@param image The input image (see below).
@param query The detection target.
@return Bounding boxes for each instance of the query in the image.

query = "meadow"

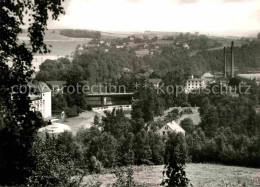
[82,164,260,187]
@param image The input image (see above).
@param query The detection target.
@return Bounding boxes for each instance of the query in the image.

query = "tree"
[162,70,189,108]
[65,64,86,109]
[0,0,65,185]
[258,32,260,40]
[52,93,67,111]
[180,118,195,134]
[161,132,189,187]
[28,133,84,186]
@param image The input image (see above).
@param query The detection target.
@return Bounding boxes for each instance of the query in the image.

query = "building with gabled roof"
[157,120,185,136]
[201,72,215,83]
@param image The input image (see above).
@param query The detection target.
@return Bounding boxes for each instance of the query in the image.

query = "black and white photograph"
[0,0,260,186]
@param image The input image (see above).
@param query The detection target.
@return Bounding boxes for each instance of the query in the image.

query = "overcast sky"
[47,0,260,36]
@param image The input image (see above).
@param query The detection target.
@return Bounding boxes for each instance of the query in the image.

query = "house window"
[165,126,168,130]
[163,131,165,135]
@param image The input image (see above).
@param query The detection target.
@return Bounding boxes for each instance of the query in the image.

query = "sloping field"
[154,107,201,125]
[82,164,260,187]
[176,107,201,125]
[20,30,92,57]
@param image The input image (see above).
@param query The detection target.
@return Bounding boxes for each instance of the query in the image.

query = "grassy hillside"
[82,164,260,186]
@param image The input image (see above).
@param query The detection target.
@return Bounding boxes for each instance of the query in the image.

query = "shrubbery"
[64,106,79,117]
[28,132,84,186]
[186,128,260,167]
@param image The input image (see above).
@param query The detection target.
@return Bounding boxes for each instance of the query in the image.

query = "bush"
[181,102,191,107]
[27,133,84,186]
[88,156,103,174]
[65,106,78,117]
[179,108,193,116]
[86,104,92,111]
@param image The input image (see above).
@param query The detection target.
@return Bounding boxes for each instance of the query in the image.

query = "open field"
[82,164,260,187]
[20,30,92,57]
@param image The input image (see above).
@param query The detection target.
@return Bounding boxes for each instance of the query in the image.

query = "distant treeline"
[60,29,101,38]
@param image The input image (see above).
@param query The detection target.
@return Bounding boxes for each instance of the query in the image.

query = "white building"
[149,78,161,88]
[157,120,185,136]
[186,76,206,93]
[29,81,52,119]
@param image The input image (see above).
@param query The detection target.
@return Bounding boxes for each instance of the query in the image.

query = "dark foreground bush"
[161,132,189,187]
[27,133,84,186]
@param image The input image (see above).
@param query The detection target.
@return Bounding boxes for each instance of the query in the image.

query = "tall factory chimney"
[224,47,227,78]
[231,41,234,78]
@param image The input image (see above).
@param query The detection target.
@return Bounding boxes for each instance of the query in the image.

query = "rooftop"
[46,81,66,87]
[29,81,52,93]
[149,78,162,84]
[166,120,185,134]
[187,78,204,81]
[202,72,214,78]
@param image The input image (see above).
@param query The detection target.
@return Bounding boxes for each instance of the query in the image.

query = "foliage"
[94,114,100,125]
[65,106,79,117]
[60,29,101,38]
[0,0,65,185]
[186,128,260,167]
[165,109,179,123]
[35,58,71,81]
[185,93,260,167]
[161,132,189,187]
[27,132,84,186]
[52,93,67,111]
[180,118,195,134]
[112,167,147,187]
[75,109,165,169]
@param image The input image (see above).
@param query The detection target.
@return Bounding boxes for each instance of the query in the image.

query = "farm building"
[157,120,185,136]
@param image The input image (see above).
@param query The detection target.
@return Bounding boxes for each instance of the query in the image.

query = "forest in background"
[60,29,101,38]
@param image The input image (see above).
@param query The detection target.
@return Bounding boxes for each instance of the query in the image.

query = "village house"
[157,120,185,136]
[116,44,125,49]
[201,72,215,83]
[183,43,190,49]
[28,81,52,119]
[129,37,134,41]
[149,78,161,88]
